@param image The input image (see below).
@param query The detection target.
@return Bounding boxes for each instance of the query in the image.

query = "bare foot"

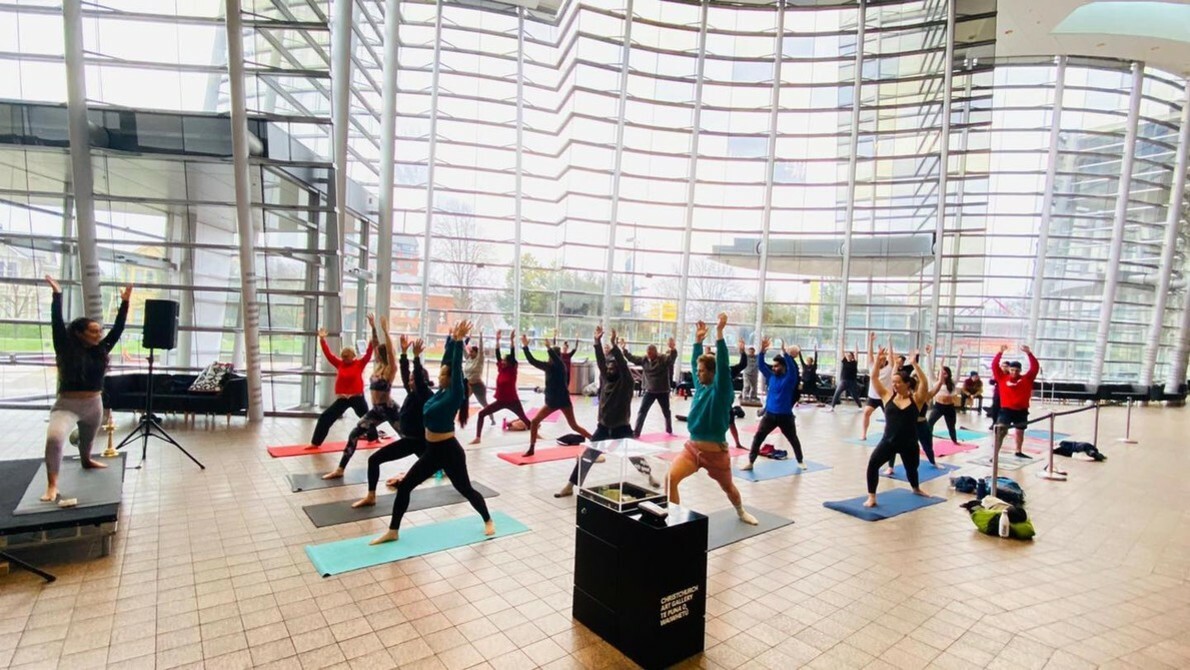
[468,438,481,446]
[370,530,398,545]
[80,459,108,470]
[554,483,573,498]
[304,444,320,450]
[484,520,496,536]
[885,467,895,476]
[522,449,535,458]
[862,495,878,508]
[737,510,759,525]
[40,486,58,502]
[322,468,344,480]
[351,495,376,508]
[386,474,405,487]
[912,488,929,496]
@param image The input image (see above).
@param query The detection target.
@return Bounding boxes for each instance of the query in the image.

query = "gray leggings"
[46,395,104,475]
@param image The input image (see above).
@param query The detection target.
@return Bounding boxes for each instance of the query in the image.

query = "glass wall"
[1,0,1187,413]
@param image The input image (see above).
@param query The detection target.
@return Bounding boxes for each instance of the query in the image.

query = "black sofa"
[104,372,249,423]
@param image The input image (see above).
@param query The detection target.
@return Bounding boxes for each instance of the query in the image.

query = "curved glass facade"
[0,0,1186,413]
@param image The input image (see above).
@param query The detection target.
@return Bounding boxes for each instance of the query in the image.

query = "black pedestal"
[573,495,708,670]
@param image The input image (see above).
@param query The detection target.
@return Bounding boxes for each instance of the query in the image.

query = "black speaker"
[143,299,179,350]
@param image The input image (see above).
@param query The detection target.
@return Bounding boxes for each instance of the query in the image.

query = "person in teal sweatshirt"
[668,313,758,525]
[372,320,493,544]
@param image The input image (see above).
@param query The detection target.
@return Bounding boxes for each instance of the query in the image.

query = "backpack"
[975,476,1025,506]
[951,475,978,493]
[556,434,585,446]
[968,505,1036,540]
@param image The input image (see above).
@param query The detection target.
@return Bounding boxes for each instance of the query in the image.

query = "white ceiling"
[997,0,1190,77]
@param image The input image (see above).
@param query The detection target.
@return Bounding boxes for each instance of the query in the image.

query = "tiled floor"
[1,398,1188,670]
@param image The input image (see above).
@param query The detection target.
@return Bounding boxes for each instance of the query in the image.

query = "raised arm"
[756,336,773,379]
[47,276,66,353]
[730,339,747,376]
[610,336,630,379]
[991,347,1006,383]
[1022,345,1040,380]
[714,314,731,398]
[411,339,431,396]
[521,334,547,371]
[398,335,412,389]
[691,320,708,390]
[379,316,396,381]
[593,326,608,382]
[319,331,343,368]
[622,347,646,366]
[911,357,931,406]
[100,284,132,351]
[867,331,876,367]
[870,348,889,399]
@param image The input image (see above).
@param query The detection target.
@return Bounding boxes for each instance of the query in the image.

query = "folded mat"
[706,506,794,551]
[268,437,393,458]
[13,453,126,515]
[305,510,529,577]
[733,459,830,482]
[496,445,584,465]
[303,481,499,528]
[881,461,959,483]
[823,488,945,521]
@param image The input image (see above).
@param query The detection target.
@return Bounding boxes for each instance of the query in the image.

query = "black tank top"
[883,397,919,446]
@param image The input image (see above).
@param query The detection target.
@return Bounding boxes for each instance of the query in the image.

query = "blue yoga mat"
[881,461,959,483]
[823,488,945,521]
[733,459,830,482]
[305,511,529,577]
[934,428,988,442]
[845,435,884,447]
[1025,429,1070,441]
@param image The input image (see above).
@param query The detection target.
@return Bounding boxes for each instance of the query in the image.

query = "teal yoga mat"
[305,511,529,577]
[881,461,959,483]
[845,435,883,447]
[935,428,988,441]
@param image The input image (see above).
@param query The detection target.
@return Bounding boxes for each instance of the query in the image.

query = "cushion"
[189,362,234,393]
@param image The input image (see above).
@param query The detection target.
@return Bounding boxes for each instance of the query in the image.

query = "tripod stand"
[116,350,205,470]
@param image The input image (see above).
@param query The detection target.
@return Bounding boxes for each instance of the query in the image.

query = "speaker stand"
[116,351,205,471]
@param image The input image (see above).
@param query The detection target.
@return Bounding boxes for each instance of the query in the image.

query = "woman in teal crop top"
[372,321,494,544]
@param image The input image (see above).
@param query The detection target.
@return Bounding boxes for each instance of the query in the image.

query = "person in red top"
[307,314,375,448]
[991,344,1039,458]
[470,330,533,445]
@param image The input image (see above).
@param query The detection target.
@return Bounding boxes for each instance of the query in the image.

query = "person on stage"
[41,275,131,502]
[668,314,758,525]
[307,315,374,448]
[372,321,494,544]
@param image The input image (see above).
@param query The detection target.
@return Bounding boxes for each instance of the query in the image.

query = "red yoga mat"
[497,446,585,465]
[267,437,394,458]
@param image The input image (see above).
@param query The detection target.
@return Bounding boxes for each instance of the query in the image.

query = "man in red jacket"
[991,344,1039,458]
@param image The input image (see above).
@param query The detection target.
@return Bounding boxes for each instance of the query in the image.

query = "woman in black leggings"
[324,316,399,480]
[372,321,493,545]
[928,355,961,445]
[352,336,432,508]
[864,343,931,508]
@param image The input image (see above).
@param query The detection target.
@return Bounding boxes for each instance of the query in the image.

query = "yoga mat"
[268,437,393,458]
[932,440,979,457]
[14,453,126,515]
[305,510,529,577]
[967,454,1037,471]
[497,446,584,465]
[636,432,685,444]
[882,461,959,483]
[302,482,500,528]
[823,488,945,522]
[845,435,884,447]
[733,460,830,482]
[525,407,562,423]
[286,469,371,493]
[1025,429,1070,441]
[657,447,748,461]
[707,506,794,551]
[935,428,989,441]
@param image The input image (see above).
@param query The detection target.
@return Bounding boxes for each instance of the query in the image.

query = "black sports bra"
[370,377,392,392]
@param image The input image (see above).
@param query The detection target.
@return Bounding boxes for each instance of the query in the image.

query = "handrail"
[1023,402,1101,426]
[991,402,1103,496]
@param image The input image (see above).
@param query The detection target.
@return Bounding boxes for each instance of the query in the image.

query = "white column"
[600,0,634,328]
[376,0,399,318]
[753,0,785,339]
[417,0,444,339]
[513,8,526,331]
[1090,62,1144,387]
[1166,266,1190,396]
[674,0,709,378]
[225,0,265,422]
[325,0,354,403]
[1142,81,1189,385]
[1026,56,1067,345]
[62,0,103,320]
[926,0,954,347]
[834,1,866,358]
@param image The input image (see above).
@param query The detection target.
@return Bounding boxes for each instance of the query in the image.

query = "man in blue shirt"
[741,337,805,470]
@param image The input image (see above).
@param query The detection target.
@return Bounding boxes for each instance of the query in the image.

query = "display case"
[575,438,670,513]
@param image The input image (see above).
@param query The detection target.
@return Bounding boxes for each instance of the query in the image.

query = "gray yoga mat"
[13,453,126,516]
[286,469,371,493]
[967,455,1036,471]
[707,506,794,551]
[303,481,500,528]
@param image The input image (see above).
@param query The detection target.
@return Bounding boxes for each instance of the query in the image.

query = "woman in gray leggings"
[42,275,131,502]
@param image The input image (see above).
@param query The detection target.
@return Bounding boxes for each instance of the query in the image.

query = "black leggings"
[475,398,532,439]
[340,401,400,469]
[830,380,863,408]
[366,437,425,492]
[310,395,368,446]
[888,421,936,468]
[568,424,633,485]
[749,413,803,463]
[633,392,672,436]
[868,436,920,493]
[928,403,959,443]
[389,437,490,530]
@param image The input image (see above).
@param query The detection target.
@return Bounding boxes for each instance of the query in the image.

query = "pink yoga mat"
[931,440,978,457]
[636,432,686,444]
[524,407,562,423]
[497,446,585,465]
[267,437,393,458]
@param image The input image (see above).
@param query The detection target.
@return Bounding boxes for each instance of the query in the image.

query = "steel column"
[926,0,954,348]
[513,8,526,331]
[376,0,400,319]
[601,0,634,329]
[417,0,444,339]
[835,0,866,360]
[1026,56,1067,345]
[753,0,786,340]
